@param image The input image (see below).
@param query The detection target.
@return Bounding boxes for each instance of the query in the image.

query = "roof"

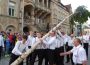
[59,2,72,13]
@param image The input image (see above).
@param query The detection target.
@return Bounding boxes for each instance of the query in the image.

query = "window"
[9,1,15,16]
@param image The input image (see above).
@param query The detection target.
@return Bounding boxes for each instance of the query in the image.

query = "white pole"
[11,13,73,65]
[21,0,24,34]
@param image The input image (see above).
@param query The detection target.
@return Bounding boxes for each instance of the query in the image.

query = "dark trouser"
[0,46,2,59]
[83,43,88,58]
[55,46,64,65]
[30,49,38,65]
[69,46,74,65]
[9,42,14,54]
[74,64,82,65]
[65,42,69,63]
[38,49,48,65]
[47,49,55,65]
[26,53,32,65]
[65,43,74,65]
[9,53,23,65]
[26,46,32,65]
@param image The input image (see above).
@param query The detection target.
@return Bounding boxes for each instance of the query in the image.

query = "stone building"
[0,0,72,34]
[0,0,20,32]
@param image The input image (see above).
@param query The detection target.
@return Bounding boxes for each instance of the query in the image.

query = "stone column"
[31,8,35,25]
[42,0,44,7]
[47,0,48,8]
[37,0,39,4]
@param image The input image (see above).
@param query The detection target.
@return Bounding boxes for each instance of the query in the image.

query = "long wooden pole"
[11,13,73,65]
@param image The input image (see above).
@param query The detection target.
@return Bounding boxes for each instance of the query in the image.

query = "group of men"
[7,29,89,65]
[25,30,78,65]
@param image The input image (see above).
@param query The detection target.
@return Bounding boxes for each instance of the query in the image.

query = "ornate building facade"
[0,0,72,34]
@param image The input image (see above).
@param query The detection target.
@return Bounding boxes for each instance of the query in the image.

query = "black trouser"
[47,49,55,65]
[76,64,82,65]
[26,53,32,65]
[55,46,64,65]
[9,53,23,65]
[30,49,38,65]
[38,49,48,65]
[74,64,82,65]
[26,46,32,65]
[65,43,74,65]
[0,46,2,59]
[65,42,70,63]
[69,46,74,65]
[83,43,88,58]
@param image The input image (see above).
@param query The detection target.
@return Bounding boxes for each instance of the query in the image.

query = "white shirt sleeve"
[32,38,36,45]
[1,38,4,47]
[12,41,22,55]
[57,30,64,39]
[80,49,87,62]
[43,37,55,45]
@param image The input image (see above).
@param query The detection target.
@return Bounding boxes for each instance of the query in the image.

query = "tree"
[71,5,90,35]
[73,5,90,24]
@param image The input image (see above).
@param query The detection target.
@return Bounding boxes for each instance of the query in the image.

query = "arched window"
[6,25,16,32]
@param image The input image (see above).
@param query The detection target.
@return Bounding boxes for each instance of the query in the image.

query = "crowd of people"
[0,30,89,65]
[0,31,22,59]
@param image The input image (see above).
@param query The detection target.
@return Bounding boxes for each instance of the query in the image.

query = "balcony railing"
[24,18,31,24]
[24,0,33,3]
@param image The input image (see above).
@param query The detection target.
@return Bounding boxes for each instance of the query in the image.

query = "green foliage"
[73,5,90,24]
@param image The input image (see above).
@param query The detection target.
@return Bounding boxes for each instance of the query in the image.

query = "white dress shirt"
[56,35,64,47]
[82,35,89,43]
[35,37,46,49]
[0,35,4,47]
[43,36,58,50]
[27,35,36,47]
[12,41,28,55]
[68,37,74,46]
[63,35,71,44]
[71,45,87,64]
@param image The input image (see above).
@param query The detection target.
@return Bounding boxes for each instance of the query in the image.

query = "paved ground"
[0,47,90,65]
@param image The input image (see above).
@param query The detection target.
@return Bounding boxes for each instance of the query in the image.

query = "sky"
[61,0,90,24]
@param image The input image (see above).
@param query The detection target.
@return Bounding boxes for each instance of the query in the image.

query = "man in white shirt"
[67,34,75,65]
[82,33,89,58]
[55,32,64,65]
[41,31,58,65]
[0,33,4,59]
[57,30,70,64]
[60,38,87,65]
[26,31,36,65]
[9,35,28,65]
[36,32,48,65]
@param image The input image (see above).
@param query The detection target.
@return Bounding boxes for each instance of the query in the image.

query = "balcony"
[34,0,51,13]
[24,0,33,3]
[24,0,34,6]
[24,19,30,24]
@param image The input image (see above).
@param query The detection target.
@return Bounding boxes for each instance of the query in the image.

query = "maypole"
[11,13,73,65]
